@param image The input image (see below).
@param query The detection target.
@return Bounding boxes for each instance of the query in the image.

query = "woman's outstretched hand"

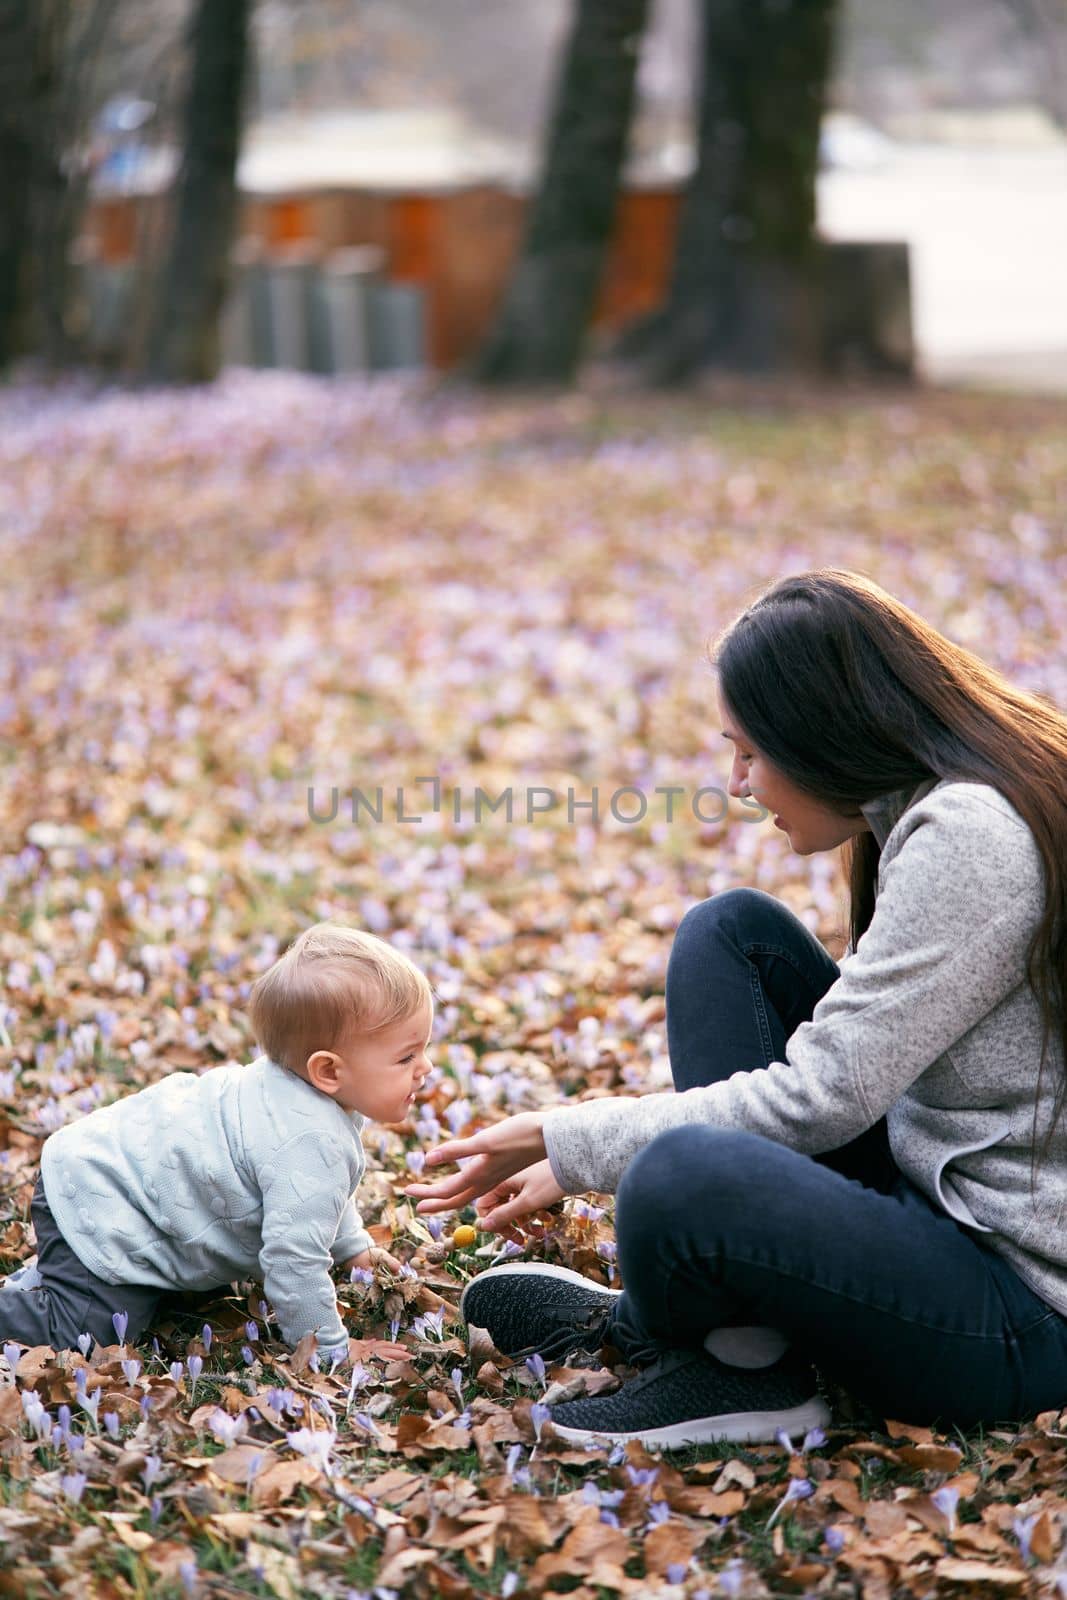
[403,1111,548,1215]
[474,1159,565,1235]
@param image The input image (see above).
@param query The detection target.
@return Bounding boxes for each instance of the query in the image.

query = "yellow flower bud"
[452,1225,478,1248]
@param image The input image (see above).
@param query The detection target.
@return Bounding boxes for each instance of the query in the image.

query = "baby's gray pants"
[1,1174,177,1352]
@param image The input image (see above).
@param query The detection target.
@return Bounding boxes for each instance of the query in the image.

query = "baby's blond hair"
[248,922,433,1074]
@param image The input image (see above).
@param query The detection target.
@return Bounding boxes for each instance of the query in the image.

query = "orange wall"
[81,184,683,369]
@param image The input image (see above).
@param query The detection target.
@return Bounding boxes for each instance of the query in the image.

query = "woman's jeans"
[608,888,1067,1428]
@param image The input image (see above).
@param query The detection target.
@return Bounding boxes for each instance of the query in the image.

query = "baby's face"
[329,999,433,1122]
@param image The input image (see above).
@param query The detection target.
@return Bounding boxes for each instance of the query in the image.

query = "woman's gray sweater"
[543,776,1067,1317]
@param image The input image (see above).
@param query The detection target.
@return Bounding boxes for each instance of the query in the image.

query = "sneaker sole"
[551,1393,831,1451]
[459,1262,622,1329]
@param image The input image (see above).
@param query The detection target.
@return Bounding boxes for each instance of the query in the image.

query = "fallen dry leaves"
[1,371,1067,1596]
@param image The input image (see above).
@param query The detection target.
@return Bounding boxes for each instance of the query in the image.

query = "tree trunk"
[0,3,34,367]
[1002,0,1067,130]
[144,0,250,384]
[616,0,838,384]
[472,0,650,387]
[0,2,80,369]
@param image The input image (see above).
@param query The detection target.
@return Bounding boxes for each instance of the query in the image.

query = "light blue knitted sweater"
[41,1055,372,1355]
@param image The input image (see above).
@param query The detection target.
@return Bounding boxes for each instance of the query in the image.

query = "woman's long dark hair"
[709,567,1067,1191]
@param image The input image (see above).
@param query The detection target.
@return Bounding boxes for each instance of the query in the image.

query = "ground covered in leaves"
[1,369,1066,1600]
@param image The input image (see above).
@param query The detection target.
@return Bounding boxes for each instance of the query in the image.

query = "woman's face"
[716,684,871,857]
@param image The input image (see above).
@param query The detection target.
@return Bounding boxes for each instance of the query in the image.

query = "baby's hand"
[344,1245,405,1277]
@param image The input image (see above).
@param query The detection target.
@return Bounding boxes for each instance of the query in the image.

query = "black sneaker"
[459,1263,621,1363]
[548,1345,831,1450]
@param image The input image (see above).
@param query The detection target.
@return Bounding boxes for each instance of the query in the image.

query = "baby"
[0,923,434,1364]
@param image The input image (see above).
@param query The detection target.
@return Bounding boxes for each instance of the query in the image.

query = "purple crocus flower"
[112,1310,129,1344]
[1013,1513,1039,1562]
[530,1402,551,1441]
[444,1099,472,1136]
[718,1560,745,1598]
[412,1307,446,1341]
[77,1388,100,1428]
[767,1477,814,1528]
[932,1486,959,1535]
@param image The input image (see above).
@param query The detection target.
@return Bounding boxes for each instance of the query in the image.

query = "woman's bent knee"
[617,1124,783,1220]
[673,888,788,951]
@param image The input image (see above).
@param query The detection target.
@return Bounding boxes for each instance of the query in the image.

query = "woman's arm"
[535,786,1047,1194]
[410,786,1046,1202]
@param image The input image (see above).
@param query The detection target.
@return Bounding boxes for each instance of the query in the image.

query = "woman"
[406,568,1067,1449]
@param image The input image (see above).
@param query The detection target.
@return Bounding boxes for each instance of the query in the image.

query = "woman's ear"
[305,1050,341,1095]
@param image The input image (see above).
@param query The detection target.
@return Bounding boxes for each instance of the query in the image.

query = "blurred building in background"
[73,0,1067,387]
